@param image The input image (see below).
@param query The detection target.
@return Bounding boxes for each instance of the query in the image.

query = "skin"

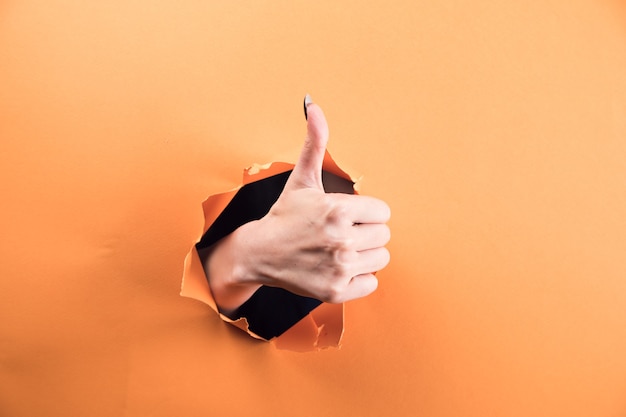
[199,100,391,316]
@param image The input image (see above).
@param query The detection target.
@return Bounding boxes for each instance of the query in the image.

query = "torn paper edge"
[181,151,358,351]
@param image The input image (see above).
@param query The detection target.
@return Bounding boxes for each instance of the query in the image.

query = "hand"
[202,98,391,314]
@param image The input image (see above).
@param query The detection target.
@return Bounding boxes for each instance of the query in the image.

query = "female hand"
[202,98,391,315]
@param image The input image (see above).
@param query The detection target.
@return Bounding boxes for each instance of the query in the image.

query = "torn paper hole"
[181,151,358,352]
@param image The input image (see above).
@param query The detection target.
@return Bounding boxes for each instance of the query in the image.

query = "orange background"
[1,1,626,416]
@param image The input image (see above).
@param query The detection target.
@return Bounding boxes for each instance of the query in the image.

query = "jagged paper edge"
[181,151,359,351]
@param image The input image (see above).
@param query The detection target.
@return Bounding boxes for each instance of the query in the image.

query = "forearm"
[198,221,263,316]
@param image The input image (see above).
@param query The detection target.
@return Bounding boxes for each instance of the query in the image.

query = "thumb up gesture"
[203,96,391,314]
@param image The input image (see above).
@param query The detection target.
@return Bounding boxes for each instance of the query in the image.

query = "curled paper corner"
[181,151,356,352]
[352,175,364,194]
[272,302,345,352]
[242,161,295,185]
[244,162,274,176]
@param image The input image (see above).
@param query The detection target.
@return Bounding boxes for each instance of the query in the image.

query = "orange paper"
[1,1,626,416]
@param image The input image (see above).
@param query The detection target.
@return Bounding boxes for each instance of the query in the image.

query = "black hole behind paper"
[196,170,354,339]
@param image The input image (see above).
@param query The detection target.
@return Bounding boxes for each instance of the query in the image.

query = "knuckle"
[330,257,350,278]
[322,282,346,304]
[331,248,356,271]
[322,232,351,250]
[318,259,352,303]
[325,199,350,225]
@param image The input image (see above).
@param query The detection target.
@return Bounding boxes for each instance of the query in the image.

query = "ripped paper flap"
[181,151,355,351]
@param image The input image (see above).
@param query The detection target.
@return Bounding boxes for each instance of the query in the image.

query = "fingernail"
[303,94,312,120]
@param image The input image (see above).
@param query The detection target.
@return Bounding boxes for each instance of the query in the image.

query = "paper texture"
[2,1,626,416]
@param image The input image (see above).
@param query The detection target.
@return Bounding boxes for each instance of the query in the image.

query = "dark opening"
[196,170,354,339]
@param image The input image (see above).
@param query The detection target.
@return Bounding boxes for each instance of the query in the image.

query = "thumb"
[285,95,329,191]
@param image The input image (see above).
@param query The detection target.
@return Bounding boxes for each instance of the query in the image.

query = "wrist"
[201,221,264,315]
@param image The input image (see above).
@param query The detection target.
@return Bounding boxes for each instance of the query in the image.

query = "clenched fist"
[201,97,391,315]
